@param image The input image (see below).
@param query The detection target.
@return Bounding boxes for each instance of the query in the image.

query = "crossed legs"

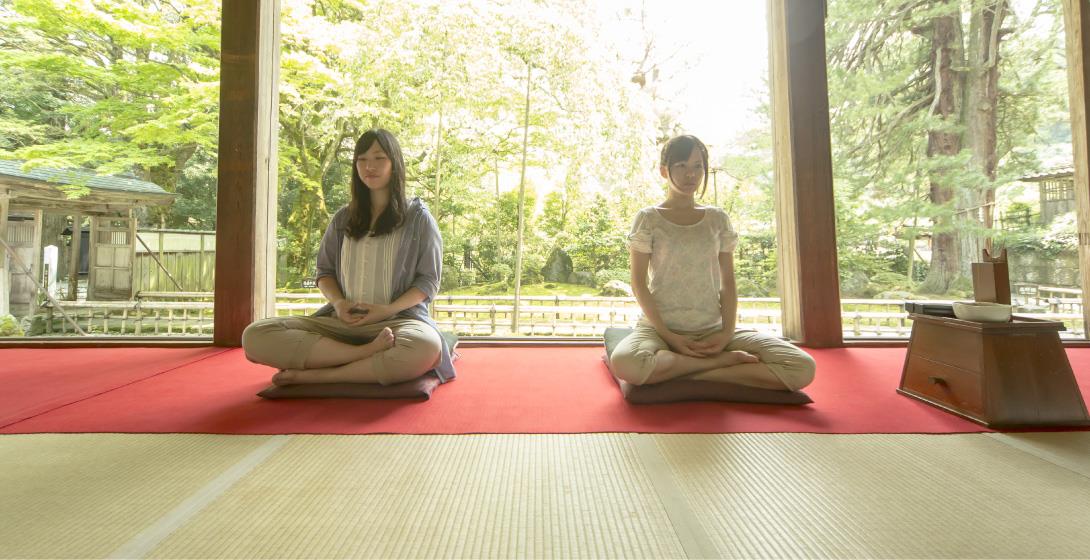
[610,326,816,390]
[242,316,441,386]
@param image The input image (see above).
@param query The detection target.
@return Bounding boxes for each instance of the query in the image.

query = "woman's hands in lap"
[334,301,395,326]
[353,303,396,325]
[664,329,753,360]
[690,330,732,357]
[662,331,709,358]
[333,299,366,325]
[333,300,395,326]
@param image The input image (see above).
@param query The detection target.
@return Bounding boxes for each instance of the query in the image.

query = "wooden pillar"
[68,210,80,300]
[30,208,43,314]
[768,0,842,347]
[127,208,137,299]
[198,233,206,292]
[0,189,8,316]
[214,0,280,346]
[158,229,165,291]
[1064,0,1090,339]
[87,216,98,300]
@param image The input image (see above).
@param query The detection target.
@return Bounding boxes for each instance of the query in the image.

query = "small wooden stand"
[898,314,1090,427]
[970,248,1011,304]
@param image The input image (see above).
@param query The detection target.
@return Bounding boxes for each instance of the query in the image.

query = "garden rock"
[541,247,573,283]
[599,280,633,297]
[568,270,595,286]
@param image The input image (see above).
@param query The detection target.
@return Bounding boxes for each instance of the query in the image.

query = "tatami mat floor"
[1,432,1088,559]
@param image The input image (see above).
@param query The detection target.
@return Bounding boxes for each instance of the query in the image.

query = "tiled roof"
[0,159,170,196]
[1021,166,1074,182]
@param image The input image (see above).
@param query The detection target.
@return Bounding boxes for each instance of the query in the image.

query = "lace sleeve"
[718,209,739,253]
[627,209,652,253]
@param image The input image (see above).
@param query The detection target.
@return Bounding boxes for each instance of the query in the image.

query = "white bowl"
[952,301,1012,322]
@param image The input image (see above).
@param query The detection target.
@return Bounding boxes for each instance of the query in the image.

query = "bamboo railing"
[36,292,1083,338]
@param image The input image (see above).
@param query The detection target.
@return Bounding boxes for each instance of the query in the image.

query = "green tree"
[826,0,1066,294]
[566,194,629,275]
[3,0,665,296]
[0,0,221,227]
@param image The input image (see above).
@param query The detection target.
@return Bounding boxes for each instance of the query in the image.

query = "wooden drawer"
[909,322,982,373]
[901,356,985,417]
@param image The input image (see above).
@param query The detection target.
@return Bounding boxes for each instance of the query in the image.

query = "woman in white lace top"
[610,135,816,390]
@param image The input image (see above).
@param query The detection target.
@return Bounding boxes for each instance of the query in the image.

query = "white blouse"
[339,227,404,305]
[627,206,739,333]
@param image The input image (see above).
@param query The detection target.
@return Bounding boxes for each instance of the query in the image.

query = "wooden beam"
[1064,0,1090,339]
[0,189,8,315]
[256,0,280,329]
[0,178,173,205]
[127,208,136,299]
[30,209,43,315]
[769,0,843,347]
[214,0,280,346]
[87,216,98,300]
[68,210,80,300]
[9,202,139,215]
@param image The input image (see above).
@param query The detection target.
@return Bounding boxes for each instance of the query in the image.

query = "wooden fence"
[37,292,1084,338]
[41,300,214,335]
[134,252,216,293]
[132,229,216,293]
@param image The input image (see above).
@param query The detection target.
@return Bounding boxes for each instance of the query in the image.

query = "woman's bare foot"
[272,330,394,386]
[271,369,294,386]
[366,327,395,352]
[716,350,759,367]
[352,327,395,362]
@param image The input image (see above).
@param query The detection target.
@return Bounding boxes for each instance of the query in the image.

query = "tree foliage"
[1,0,1075,299]
[826,0,1069,295]
[0,0,221,226]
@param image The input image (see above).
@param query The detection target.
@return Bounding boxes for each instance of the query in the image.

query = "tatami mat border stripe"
[108,435,290,559]
[633,434,718,558]
[987,432,1090,480]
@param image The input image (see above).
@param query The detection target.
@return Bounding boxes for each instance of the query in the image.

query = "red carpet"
[0,347,229,428]
[2,347,1089,434]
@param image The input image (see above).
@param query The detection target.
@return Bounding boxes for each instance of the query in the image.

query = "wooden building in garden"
[1023,166,1077,224]
[0,159,174,317]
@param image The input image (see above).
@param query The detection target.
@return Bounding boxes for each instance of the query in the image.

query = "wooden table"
[898,314,1090,428]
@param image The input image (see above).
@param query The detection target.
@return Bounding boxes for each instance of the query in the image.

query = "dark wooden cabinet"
[898,314,1090,427]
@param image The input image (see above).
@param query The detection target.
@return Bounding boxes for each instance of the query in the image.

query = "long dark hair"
[346,128,407,238]
[660,134,709,197]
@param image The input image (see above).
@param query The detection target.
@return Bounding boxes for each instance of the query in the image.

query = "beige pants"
[241,315,441,385]
[610,323,817,390]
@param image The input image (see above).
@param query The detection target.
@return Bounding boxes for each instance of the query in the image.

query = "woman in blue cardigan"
[242,129,455,386]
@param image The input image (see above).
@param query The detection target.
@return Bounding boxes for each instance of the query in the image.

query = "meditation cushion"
[602,327,813,405]
[258,372,441,400]
[257,331,458,400]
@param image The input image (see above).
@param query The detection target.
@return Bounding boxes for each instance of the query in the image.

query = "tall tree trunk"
[282,113,331,284]
[511,62,531,334]
[143,144,197,228]
[144,165,176,228]
[920,6,964,294]
[961,0,1008,265]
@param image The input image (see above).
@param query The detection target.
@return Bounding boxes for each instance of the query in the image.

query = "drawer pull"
[928,376,946,385]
